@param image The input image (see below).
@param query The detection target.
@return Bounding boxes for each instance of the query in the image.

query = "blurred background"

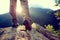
[0,0,60,30]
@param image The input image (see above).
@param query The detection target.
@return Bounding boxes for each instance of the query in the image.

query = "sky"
[0,0,60,15]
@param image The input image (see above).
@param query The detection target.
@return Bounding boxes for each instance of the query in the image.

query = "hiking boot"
[12,19,19,28]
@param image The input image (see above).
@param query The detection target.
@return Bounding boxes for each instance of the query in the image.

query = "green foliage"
[53,30,60,36]
[45,24,60,36]
[55,0,60,6]
[45,24,54,32]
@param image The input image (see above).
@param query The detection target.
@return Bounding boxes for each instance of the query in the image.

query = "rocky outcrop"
[36,24,60,40]
[0,23,60,40]
[0,27,16,40]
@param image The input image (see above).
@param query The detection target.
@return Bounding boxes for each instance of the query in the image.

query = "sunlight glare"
[0,0,22,15]
[16,0,22,14]
[0,0,10,14]
[0,0,60,15]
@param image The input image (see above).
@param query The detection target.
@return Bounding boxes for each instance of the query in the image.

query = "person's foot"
[12,23,19,28]
[12,18,19,28]
[23,20,32,31]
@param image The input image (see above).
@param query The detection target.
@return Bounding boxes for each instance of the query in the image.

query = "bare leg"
[20,0,32,30]
[10,0,19,27]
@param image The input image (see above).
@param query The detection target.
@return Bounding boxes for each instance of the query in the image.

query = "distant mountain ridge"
[0,7,59,30]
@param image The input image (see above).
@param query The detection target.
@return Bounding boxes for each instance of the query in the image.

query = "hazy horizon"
[0,0,60,15]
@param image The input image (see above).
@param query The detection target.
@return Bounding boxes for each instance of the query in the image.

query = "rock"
[0,27,16,40]
[36,23,60,40]
[0,23,60,40]
[15,23,49,40]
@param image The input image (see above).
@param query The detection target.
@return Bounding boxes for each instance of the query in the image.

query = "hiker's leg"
[20,0,32,23]
[10,0,19,27]
[20,0,32,30]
